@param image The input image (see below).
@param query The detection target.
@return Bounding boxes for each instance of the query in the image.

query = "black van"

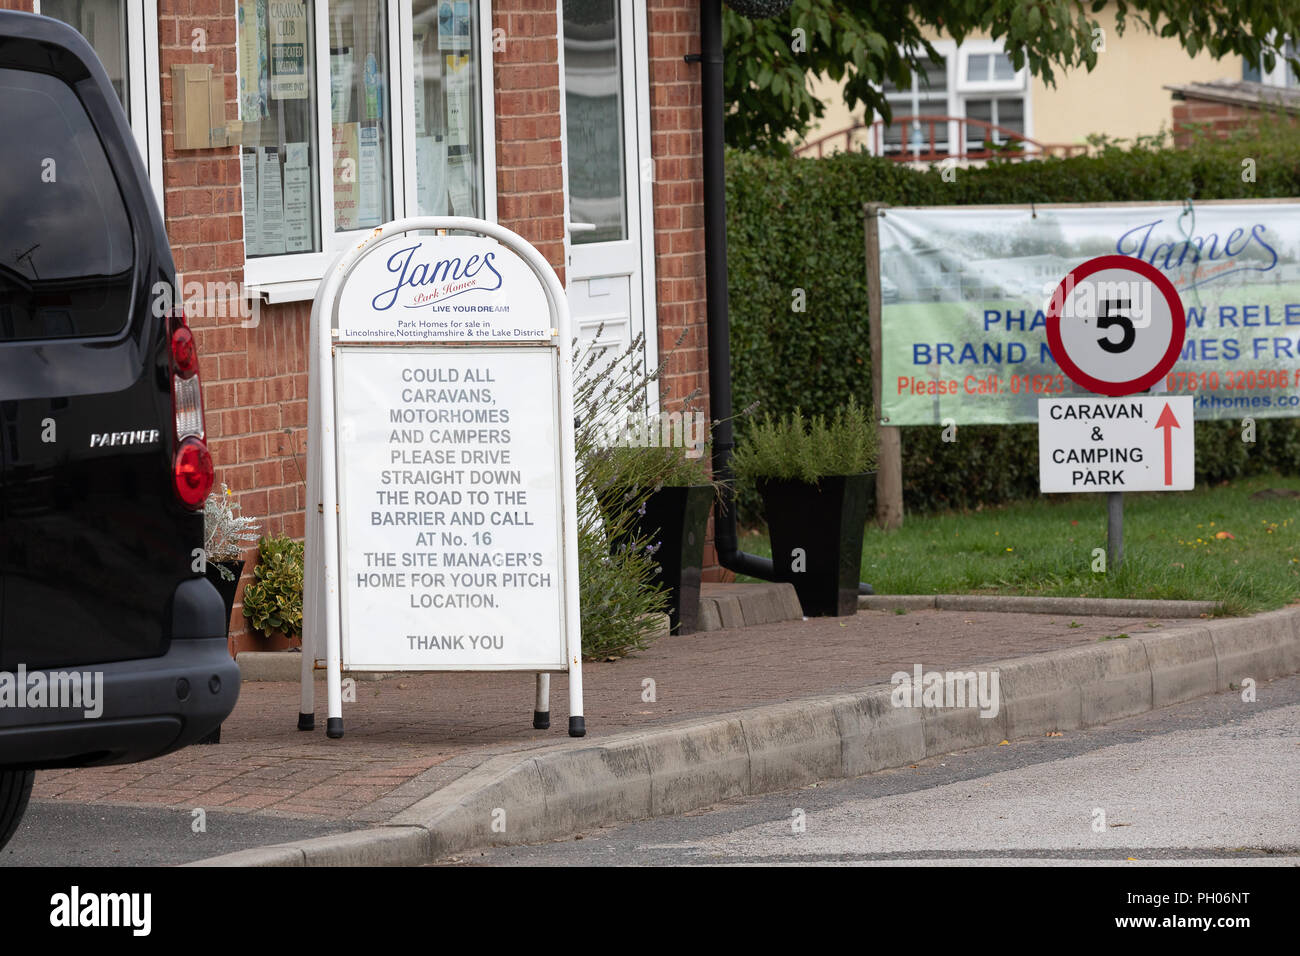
[0,11,240,849]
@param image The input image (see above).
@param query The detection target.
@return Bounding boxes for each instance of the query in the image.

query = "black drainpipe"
[698,0,774,581]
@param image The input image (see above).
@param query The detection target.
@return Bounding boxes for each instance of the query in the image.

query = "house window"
[34,0,163,207]
[42,0,129,108]
[881,56,948,155]
[238,0,495,297]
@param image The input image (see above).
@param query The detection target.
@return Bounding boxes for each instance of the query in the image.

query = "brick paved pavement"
[31,609,1199,823]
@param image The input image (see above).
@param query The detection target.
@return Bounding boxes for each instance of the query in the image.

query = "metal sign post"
[301,217,585,739]
[1041,255,1190,565]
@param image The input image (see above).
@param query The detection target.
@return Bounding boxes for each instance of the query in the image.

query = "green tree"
[724,0,1300,154]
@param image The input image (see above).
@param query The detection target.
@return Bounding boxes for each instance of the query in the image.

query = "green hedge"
[725,127,1300,520]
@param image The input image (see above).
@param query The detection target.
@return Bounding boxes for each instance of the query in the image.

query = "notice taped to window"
[335,347,567,670]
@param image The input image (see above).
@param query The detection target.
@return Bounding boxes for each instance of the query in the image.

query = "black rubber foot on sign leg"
[568,716,586,738]
[533,711,550,730]
[197,725,221,745]
[326,717,344,739]
[297,712,315,732]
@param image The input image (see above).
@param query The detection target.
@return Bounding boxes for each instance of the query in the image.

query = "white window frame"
[955,42,1027,95]
[1261,36,1298,87]
[243,0,497,301]
[33,0,165,210]
[874,40,1035,159]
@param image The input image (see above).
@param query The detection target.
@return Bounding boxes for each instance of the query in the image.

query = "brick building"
[1166,79,1300,146]
[3,0,710,655]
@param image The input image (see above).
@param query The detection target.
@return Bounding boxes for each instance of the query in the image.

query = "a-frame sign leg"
[567,661,585,738]
[298,620,316,731]
[533,673,551,729]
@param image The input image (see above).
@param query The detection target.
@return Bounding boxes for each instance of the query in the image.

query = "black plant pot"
[206,559,245,624]
[757,473,874,617]
[636,485,714,634]
[200,559,244,744]
[603,485,714,635]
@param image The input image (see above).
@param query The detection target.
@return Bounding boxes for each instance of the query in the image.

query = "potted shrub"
[202,484,260,633]
[733,397,877,616]
[599,443,718,634]
[242,535,305,645]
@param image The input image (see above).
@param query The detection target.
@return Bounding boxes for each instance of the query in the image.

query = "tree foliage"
[723,0,1300,154]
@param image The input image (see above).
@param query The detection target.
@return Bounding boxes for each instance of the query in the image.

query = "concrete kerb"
[860,594,1221,618]
[192,604,1300,867]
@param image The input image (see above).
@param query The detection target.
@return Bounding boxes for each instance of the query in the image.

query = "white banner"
[879,201,1300,424]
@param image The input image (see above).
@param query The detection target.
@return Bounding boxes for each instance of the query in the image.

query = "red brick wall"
[1170,97,1298,146]
[1171,98,1253,146]
[647,0,718,575]
[155,0,309,654]
[152,1,711,653]
[493,0,566,278]
[0,1,33,11]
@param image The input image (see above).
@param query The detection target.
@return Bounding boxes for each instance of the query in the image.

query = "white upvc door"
[558,0,657,392]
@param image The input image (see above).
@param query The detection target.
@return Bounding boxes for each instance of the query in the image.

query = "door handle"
[567,222,597,233]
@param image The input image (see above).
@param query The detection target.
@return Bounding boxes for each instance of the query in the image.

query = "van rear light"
[167,308,205,442]
[167,307,211,510]
[170,323,200,378]
[173,375,204,440]
[173,437,214,508]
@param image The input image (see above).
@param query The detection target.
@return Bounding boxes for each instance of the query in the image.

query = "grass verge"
[738,474,1300,615]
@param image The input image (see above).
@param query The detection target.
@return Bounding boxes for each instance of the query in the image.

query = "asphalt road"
[452,674,1300,866]
[2,802,359,867]
[5,675,1297,867]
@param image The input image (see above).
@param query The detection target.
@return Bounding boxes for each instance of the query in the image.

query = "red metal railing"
[795,115,1088,162]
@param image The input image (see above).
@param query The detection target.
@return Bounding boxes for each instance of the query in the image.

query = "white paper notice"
[258,146,286,256]
[336,347,568,670]
[241,149,260,256]
[412,31,427,135]
[445,54,472,149]
[447,159,472,217]
[269,1,309,99]
[283,141,311,253]
[330,48,353,124]
[416,135,447,216]
[358,125,382,228]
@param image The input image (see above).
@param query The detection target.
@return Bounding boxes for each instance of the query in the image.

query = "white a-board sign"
[303,218,585,739]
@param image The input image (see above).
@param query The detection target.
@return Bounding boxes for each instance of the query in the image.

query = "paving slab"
[32,607,1201,824]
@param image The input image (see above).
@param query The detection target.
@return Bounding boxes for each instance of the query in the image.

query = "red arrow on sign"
[1155,402,1180,486]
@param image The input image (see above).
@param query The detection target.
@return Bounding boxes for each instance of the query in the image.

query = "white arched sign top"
[302,218,585,739]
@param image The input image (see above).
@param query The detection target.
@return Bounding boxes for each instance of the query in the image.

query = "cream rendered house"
[798,8,1285,157]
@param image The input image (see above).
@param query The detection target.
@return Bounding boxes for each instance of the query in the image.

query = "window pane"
[965,98,991,148]
[411,0,487,218]
[965,53,989,83]
[563,0,627,244]
[0,68,134,341]
[920,56,947,92]
[992,53,1017,81]
[329,0,394,231]
[43,0,129,112]
[239,0,321,256]
[997,97,1024,135]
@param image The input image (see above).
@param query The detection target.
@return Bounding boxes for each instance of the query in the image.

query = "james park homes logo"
[0,664,103,719]
[371,241,505,312]
[891,665,1000,719]
[1116,217,1279,286]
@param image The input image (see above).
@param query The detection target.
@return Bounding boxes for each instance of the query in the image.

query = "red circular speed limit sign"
[1045,254,1185,397]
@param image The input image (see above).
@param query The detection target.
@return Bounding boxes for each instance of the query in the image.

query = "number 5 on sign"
[1045,254,1185,397]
